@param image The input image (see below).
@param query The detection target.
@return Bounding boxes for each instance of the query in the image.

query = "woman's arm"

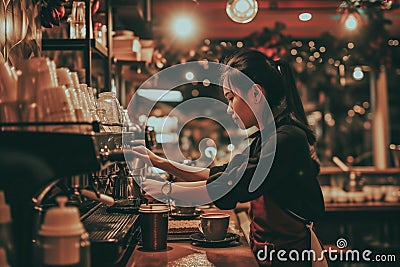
[131,146,210,182]
[142,179,212,204]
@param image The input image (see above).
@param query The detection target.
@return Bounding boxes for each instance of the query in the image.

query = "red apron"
[249,194,311,267]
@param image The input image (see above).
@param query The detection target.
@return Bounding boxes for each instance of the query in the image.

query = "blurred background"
[3,0,400,167]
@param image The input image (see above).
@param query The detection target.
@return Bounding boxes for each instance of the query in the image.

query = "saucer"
[190,233,240,247]
[170,209,203,219]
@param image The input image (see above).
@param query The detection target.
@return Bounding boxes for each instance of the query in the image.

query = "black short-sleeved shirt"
[206,122,325,221]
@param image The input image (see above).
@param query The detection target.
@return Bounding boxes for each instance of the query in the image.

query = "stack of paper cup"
[0,53,18,125]
[18,57,57,125]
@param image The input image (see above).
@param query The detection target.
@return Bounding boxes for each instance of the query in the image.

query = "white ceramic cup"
[198,213,230,241]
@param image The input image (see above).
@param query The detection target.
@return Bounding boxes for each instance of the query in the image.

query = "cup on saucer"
[198,213,230,241]
[173,200,196,214]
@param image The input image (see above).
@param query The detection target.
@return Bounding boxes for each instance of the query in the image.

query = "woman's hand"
[309,145,320,165]
[131,146,160,167]
[142,179,166,200]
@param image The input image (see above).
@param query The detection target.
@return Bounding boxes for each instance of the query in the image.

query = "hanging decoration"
[40,0,68,28]
[1,0,42,67]
[152,0,398,78]
[337,0,394,11]
[225,0,258,24]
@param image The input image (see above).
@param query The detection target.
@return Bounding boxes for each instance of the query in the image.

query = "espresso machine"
[0,125,153,266]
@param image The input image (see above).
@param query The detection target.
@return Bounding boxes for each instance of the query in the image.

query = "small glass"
[94,22,104,45]
[70,1,86,39]
[97,92,123,132]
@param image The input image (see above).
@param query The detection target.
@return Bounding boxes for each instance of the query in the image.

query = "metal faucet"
[332,156,361,192]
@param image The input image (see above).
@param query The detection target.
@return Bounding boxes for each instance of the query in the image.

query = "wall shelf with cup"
[0,121,126,134]
[317,166,400,254]
[41,0,112,91]
[42,39,108,59]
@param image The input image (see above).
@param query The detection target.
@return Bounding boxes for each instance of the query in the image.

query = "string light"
[353,67,364,80]
[192,89,199,97]
[203,79,210,86]
[298,12,312,22]
[185,71,194,80]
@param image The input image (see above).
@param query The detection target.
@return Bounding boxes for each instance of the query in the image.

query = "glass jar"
[97,92,122,132]
[70,1,86,39]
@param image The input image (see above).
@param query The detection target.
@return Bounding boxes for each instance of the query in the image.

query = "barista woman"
[133,49,326,267]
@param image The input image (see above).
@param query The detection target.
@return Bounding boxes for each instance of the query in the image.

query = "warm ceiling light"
[298,12,312,22]
[172,16,195,37]
[345,14,358,30]
[226,0,258,24]
[137,89,183,102]
[339,8,363,31]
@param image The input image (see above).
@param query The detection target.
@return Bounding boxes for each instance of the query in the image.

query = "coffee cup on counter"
[371,186,384,202]
[384,186,399,203]
[139,204,169,251]
[174,206,196,214]
[172,200,196,214]
[198,213,230,241]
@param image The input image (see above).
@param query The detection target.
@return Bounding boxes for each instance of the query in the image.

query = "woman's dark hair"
[223,49,316,144]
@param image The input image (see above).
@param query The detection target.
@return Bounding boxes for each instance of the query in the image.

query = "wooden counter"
[125,208,258,267]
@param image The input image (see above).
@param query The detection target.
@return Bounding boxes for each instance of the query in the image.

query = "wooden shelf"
[93,40,108,58]
[42,39,108,58]
[111,0,141,7]
[112,58,146,66]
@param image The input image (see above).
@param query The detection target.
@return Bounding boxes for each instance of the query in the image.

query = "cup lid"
[39,196,85,237]
[139,204,169,213]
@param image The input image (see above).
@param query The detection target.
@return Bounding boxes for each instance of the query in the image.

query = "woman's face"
[223,79,258,130]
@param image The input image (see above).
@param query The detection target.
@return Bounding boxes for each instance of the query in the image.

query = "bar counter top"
[125,208,258,267]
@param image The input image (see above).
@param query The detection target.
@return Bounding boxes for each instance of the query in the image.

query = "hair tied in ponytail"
[271,60,283,76]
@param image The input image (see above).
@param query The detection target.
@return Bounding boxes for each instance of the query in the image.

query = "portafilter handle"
[81,189,114,206]
[101,149,146,169]
[101,149,140,162]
